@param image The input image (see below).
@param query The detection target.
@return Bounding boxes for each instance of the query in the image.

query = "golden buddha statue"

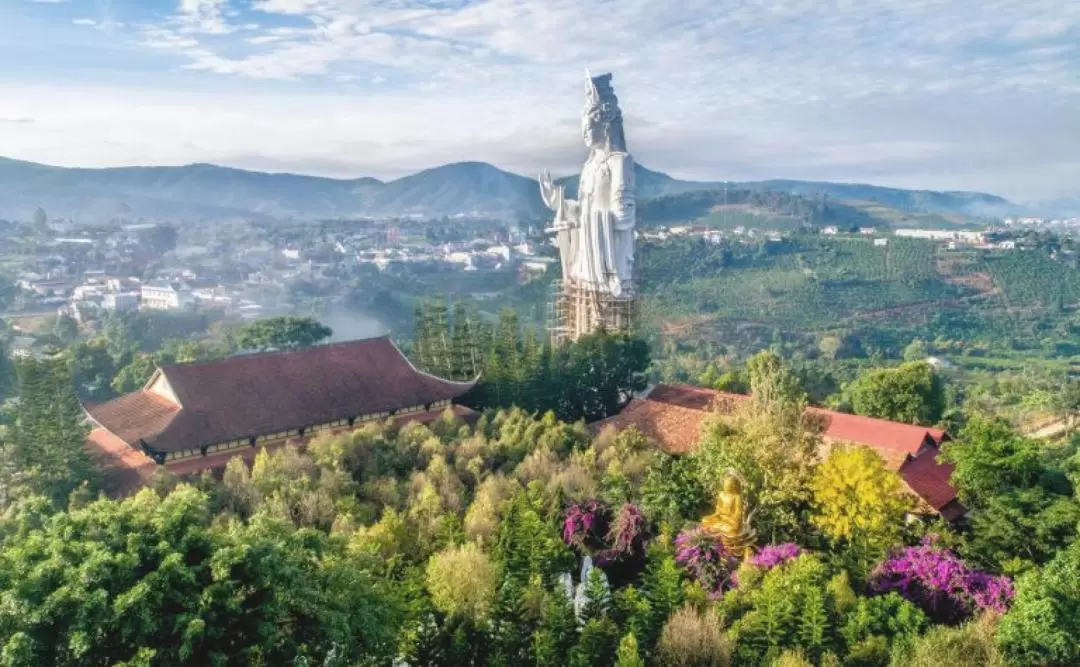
[701,472,757,557]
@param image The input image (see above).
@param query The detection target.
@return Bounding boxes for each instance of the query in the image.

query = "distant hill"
[0,156,1021,224]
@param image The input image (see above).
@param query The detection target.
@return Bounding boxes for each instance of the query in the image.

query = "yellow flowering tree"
[811,445,912,574]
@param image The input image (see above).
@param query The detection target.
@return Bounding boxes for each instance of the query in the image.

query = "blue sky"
[1,0,1078,201]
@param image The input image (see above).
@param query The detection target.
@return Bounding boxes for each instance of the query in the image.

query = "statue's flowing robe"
[570,150,636,297]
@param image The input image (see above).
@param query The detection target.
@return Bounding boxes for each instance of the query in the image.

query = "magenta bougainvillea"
[674,528,739,598]
[871,536,1014,623]
[564,501,648,564]
[749,543,804,570]
[562,499,609,550]
[596,503,647,564]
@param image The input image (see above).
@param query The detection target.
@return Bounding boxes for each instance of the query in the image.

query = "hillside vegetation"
[636,236,1080,374]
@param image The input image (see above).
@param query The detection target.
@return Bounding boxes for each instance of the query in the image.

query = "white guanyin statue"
[539,71,636,298]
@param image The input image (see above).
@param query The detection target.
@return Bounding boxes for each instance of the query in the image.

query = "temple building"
[85,336,477,492]
[592,384,965,522]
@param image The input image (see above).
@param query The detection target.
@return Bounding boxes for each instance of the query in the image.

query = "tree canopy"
[234,315,333,351]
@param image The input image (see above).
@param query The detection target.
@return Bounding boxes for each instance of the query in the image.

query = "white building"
[141,280,194,311]
[894,229,985,244]
[103,292,140,312]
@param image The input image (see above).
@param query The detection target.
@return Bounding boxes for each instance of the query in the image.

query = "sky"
[1,0,1078,202]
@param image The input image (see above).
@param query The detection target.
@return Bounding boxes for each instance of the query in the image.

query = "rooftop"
[86,336,477,455]
[593,383,961,518]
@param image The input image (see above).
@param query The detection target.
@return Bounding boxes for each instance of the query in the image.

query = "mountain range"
[0,156,1023,224]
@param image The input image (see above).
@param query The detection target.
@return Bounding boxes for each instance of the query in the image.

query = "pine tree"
[615,633,646,667]
[428,298,452,379]
[579,567,612,624]
[488,576,530,665]
[519,327,543,411]
[570,617,619,667]
[640,541,684,649]
[8,354,94,504]
[449,302,473,380]
[533,588,578,666]
[797,585,832,661]
[413,301,430,372]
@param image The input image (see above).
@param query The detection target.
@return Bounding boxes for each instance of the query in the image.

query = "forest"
[1,325,1080,665]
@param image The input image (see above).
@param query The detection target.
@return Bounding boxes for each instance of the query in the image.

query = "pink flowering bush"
[595,503,647,564]
[749,543,804,570]
[562,499,609,551]
[674,528,738,598]
[871,536,1014,623]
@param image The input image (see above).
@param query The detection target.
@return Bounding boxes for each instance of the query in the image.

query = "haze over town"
[1,0,1078,203]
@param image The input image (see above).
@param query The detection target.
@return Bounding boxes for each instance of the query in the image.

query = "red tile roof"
[86,336,476,455]
[592,397,709,454]
[811,408,946,460]
[86,428,158,496]
[899,448,962,515]
[593,383,964,519]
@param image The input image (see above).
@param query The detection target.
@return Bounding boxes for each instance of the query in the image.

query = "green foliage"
[5,354,93,504]
[641,451,709,525]
[0,487,400,665]
[615,632,646,667]
[839,593,928,658]
[532,587,579,665]
[726,555,840,663]
[940,417,1047,507]
[942,417,1079,572]
[418,303,650,423]
[892,617,1003,667]
[234,315,332,350]
[571,617,620,667]
[110,354,159,394]
[996,540,1080,666]
[843,361,945,425]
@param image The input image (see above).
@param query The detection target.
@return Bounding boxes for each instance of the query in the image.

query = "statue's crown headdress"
[584,70,621,124]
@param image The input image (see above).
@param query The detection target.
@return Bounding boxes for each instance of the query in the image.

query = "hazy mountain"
[0,156,1021,224]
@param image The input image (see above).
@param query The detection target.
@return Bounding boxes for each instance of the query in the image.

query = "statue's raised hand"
[538,170,561,210]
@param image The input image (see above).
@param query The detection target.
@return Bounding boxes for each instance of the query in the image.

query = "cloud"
[33,0,1080,199]
[72,18,97,26]
[176,0,235,35]
[0,117,35,124]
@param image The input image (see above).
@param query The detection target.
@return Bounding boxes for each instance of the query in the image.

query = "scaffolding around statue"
[548,278,637,346]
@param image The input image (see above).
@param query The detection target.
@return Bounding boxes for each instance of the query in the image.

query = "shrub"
[891,616,1003,667]
[563,499,610,551]
[750,543,804,571]
[996,539,1080,666]
[871,537,1014,623]
[425,543,499,622]
[596,503,648,564]
[656,606,731,667]
[674,528,738,597]
[770,649,813,667]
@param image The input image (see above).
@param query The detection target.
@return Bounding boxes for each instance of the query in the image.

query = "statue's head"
[583,71,627,152]
[723,474,742,494]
